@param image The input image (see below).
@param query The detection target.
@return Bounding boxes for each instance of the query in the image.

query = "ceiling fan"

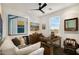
[32,3,47,13]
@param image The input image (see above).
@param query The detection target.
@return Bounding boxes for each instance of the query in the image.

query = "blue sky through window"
[50,16,60,29]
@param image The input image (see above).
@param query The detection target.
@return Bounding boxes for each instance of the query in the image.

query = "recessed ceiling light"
[49,8,52,10]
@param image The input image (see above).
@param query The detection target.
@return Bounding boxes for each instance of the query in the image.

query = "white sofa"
[0,36,44,55]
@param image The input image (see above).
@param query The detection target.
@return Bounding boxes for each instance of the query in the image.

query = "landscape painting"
[64,18,78,31]
[30,22,39,31]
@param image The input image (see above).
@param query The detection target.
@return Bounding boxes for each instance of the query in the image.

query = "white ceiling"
[2,3,76,17]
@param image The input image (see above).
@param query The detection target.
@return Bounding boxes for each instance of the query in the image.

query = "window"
[0,14,3,41]
[50,16,60,35]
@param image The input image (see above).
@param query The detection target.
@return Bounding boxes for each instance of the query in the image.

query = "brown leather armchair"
[29,33,44,44]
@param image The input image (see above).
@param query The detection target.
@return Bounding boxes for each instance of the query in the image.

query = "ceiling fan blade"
[39,3,47,10]
[32,9,39,10]
[38,3,41,9]
[40,10,45,13]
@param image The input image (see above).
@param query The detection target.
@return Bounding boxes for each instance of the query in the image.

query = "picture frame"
[64,18,78,31]
[42,24,46,30]
[30,22,39,31]
[8,14,28,35]
[0,14,3,40]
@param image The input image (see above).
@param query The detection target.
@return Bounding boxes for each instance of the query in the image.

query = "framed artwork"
[8,14,28,35]
[17,21,24,33]
[42,24,46,30]
[30,22,39,31]
[64,18,78,31]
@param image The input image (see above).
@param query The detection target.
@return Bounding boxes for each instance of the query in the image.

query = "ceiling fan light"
[39,3,41,5]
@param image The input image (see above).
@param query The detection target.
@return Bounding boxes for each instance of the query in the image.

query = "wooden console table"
[41,42,53,55]
[50,37,61,47]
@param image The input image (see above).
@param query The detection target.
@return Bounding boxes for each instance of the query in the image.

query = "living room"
[0,3,79,55]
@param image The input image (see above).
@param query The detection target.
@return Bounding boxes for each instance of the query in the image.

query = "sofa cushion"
[18,37,26,46]
[12,37,20,46]
[1,47,16,55]
[15,42,41,55]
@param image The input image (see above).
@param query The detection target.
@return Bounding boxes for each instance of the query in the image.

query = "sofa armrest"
[15,42,41,55]
[28,47,44,55]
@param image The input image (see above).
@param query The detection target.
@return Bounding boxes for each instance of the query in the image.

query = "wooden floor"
[53,46,65,55]
[53,46,79,55]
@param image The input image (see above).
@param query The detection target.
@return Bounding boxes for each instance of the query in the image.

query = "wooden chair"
[64,38,78,55]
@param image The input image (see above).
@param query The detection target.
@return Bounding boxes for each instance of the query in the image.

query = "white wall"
[0,4,1,14]
[0,4,42,50]
[60,4,79,47]
[40,4,79,47]
[1,4,41,39]
[39,16,51,37]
